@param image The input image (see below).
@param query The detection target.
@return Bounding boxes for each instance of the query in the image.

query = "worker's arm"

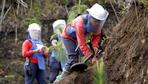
[22,40,38,57]
[74,17,92,57]
[91,32,101,51]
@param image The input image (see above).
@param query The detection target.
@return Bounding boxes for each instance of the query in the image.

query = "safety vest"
[66,14,99,39]
[30,39,45,70]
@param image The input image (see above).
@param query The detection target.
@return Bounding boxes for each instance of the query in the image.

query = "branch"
[3,5,12,19]
[17,0,28,8]
[65,6,69,16]
[109,0,120,22]
[16,3,20,15]
[0,0,6,32]
[15,26,18,44]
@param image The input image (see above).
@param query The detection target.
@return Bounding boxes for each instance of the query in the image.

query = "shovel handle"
[82,42,95,63]
[83,55,93,63]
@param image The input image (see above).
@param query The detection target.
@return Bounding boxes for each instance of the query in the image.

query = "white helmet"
[28,23,41,32]
[87,3,109,20]
[27,23,41,40]
[52,20,66,35]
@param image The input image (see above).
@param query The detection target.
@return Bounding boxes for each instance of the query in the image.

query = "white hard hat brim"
[52,20,66,29]
[27,23,41,32]
[87,9,109,21]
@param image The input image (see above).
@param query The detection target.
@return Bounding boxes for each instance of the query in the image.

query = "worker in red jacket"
[61,3,109,78]
[22,23,48,84]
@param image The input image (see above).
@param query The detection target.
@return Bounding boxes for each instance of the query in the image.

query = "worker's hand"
[41,47,49,58]
[90,48,99,64]
[91,56,98,64]
[35,44,46,53]
[33,49,41,53]
[94,48,99,56]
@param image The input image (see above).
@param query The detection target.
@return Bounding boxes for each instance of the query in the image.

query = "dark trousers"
[49,57,62,83]
[62,37,79,72]
[24,62,47,84]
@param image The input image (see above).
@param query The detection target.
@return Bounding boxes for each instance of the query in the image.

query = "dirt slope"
[104,5,148,84]
[54,66,94,84]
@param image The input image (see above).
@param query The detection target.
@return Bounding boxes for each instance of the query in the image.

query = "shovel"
[70,42,95,72]
[70,49,103,72]
[70,54,94,72]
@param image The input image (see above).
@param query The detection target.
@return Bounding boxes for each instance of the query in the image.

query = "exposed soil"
[54,66,94,84]
[104,5,148,84]
[1,1,148,84]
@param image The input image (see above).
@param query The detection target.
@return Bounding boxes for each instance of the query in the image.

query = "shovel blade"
[70,63,88,72]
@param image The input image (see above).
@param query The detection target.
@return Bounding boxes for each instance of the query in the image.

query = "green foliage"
[139,0,148,6]
[29,0,41,16]
[81,0,107,6]
[93,58,106,84]
[21,17,41,26]
[98,0,108,6]
[63,0,69,5]
[41,0,54,17]
[119,2,129,16]
[48,41,67,62]
[55,44,67,62]
[67,4,88,23]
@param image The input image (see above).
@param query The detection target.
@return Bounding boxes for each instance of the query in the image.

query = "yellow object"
[45,47,49,52]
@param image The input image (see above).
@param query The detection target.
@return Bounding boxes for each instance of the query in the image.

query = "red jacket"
[22,40,48,64]
[62,15,101,57]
